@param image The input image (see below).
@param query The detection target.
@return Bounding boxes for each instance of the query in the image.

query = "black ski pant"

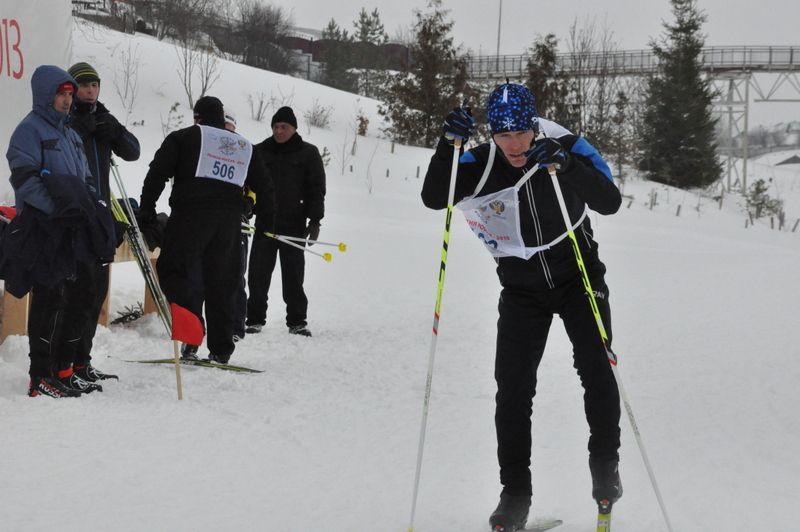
[74,262,109,368]
[494,275,621,496]
[183,231,250,343]
[157,208,241,359]
[246,229,308,328]
[27,260,102,378]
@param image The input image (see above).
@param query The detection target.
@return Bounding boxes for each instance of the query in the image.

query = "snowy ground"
[1,19,799,532]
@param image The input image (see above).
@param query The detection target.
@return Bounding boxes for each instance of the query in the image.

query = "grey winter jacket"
[6,65,92,215]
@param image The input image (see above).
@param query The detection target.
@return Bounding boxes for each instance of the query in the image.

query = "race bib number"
[195,125,252,187]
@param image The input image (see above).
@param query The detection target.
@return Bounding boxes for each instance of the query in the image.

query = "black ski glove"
[442,106,475,144]
[95,114,122,141]
[528,137,572,171]
[305,221,320,246]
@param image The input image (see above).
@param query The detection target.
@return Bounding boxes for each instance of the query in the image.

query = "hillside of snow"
[0,19,799,532]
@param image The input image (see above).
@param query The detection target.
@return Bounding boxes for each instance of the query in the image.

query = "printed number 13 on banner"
[0,19,24,79]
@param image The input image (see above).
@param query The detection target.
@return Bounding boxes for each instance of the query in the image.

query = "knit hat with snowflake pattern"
[485,83,538,135]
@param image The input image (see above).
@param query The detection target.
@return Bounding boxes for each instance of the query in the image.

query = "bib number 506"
[212,160,235,180]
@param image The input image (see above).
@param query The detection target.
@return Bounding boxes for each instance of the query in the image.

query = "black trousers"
[246,230,308,328]
[494,275,621,495]
[27,260,105,377]
[157,209,241,359]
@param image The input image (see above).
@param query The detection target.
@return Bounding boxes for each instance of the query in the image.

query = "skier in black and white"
[421,83,623,531]
[139,96,274,364]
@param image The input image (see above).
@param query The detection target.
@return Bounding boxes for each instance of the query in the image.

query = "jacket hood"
[31,65,76,126]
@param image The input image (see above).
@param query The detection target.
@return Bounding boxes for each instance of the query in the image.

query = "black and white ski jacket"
[421,119,621,291]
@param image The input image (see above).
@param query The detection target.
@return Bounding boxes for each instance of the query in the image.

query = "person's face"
[76,80,100,104]
[272,122,296,144]
[493,129,536,168]
[53,88,73,115]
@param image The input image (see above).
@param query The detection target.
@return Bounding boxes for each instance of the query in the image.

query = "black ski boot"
[589,457,622,506]
[28,376,82,398]
[59,372,103,394]
[75,364,119,381]
[288,324,312,337]
[181,343,200,361]
[206,352,230,364]
[489,492,531,532]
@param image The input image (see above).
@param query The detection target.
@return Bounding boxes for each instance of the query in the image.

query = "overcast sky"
[274,0,798,54]
[272,0,800,127]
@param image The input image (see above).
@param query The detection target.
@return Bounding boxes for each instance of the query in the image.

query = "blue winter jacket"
[6,65,92,214]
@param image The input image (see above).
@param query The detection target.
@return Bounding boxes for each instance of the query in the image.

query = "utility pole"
[495,0,502,72]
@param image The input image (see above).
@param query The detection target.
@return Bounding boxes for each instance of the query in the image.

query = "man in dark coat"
[422,83,623,531]
[5,65,112,397]
[246,106,326,337]
[67,61,140,382]
[139,96,274,363]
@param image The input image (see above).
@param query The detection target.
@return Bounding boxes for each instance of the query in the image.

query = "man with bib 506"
[421,83,623,532]
[139,96,273,364]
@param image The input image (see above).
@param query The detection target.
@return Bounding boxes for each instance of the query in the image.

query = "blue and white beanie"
[486,83,538,134]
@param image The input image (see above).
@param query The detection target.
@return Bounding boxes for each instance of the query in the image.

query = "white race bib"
[195,125,252,187]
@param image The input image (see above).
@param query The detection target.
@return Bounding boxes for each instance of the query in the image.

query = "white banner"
[0,0,72,202]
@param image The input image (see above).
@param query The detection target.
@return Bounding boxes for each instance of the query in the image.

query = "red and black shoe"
[28,376,82,398]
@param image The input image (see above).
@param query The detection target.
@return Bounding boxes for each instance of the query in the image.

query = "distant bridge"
[466,46,800,79]
[467,45,800,192]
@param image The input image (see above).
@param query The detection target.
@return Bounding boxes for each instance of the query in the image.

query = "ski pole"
[111,159,183,400]
[110,160,172,334]
[272,233,347,252]
[548,166,674,532]
[408,138,462,532]
[264,231,333,262]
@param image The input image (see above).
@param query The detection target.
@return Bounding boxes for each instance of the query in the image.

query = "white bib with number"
[195,125,252,187]
[456,142,586,259]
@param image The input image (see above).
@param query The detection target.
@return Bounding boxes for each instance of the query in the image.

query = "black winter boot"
[589,457,622,505]
[181,343,199,361]
[489,492,531,531]
[28,376,82,398]
[75,364,119,381]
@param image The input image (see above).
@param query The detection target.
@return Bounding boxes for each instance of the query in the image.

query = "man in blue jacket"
[5,65,111,398]
[422,83,623,531]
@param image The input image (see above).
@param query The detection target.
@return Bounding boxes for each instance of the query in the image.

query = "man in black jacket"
[246,106,326,337]
[140,96,274,364]
[422,83,623,531]
[68,61,140,382]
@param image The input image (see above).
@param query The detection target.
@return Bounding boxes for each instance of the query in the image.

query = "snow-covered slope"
[1,19,798,532]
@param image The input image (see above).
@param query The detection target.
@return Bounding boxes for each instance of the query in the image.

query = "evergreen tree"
[525,34,579,132]
[353,8,388,45]
[379,0,471,147]
[320,18,356,92]
[352,8,389,97]
[637,0,721,188]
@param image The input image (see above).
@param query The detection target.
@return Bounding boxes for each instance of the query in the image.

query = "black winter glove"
[305,221,321,246]
[442,106,475,144]
[95,113,122,141]
[528,137,572,171]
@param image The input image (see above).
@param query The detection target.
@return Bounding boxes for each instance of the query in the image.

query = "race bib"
[195,125,252,187]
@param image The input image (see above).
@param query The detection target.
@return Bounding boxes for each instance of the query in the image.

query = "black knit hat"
[271,106,297,128]
[68,62,100,83]
[193,96,225,127]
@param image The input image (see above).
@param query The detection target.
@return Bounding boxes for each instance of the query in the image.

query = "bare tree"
[230,0,296,75]
[111,41,141,125]
[565,15,619,146]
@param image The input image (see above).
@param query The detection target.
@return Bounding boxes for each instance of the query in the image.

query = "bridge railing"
[466,46,800,79]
